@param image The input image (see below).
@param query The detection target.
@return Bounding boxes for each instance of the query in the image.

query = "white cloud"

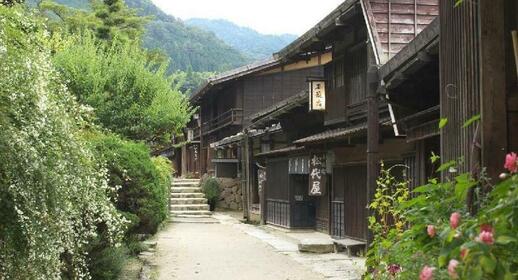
[150,0,344,35]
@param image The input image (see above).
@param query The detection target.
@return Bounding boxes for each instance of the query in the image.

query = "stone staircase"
[170,178,211,218]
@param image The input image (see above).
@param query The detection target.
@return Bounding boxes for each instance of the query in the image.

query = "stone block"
[298,239,335,254]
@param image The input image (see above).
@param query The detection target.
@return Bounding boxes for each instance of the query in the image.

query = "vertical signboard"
[258,168,266,194]
[308,153,326,196]
[309,79,326,111]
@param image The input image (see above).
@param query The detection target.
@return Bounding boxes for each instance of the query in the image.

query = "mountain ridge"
[185,18,297,61]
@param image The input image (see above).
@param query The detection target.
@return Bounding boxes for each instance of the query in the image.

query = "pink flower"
[480,224,493,233]
[504,152,517,173]
[448,259,460,279]
[450,212,461,229]
[477,230,495,245]
[419,266,434,280]
[427,225,436,238]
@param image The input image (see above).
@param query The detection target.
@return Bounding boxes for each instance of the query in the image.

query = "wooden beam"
[479,0,508,180]
[366,47,380,245]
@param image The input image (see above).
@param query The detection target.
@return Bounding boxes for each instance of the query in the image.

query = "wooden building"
[177,0,516,249]
[243,0,439,242]
[181,54,330,180]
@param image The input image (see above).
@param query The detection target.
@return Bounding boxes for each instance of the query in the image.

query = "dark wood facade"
[177,0,515,249]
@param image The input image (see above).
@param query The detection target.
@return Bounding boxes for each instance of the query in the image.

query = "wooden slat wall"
[332,165,367,240]
[346,47,368,104]
[439,0,480,174]
[325,47,367,124]
[368,0,439,62]
[315,176,330,233]
[243,67,324,124]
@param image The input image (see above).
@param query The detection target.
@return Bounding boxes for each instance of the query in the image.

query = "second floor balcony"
[201,108,243,136]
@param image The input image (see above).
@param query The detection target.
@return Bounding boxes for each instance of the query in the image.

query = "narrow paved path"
[154,220,326,280]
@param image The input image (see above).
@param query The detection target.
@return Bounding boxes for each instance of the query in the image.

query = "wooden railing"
[331,201,345,238]
[201,108,243,135]
[266,199,290,228]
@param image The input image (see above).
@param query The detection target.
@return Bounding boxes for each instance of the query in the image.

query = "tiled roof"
[294,119,392,145]
[256,146,305,157]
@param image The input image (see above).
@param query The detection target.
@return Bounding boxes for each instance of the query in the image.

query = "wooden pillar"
[366,55,380,244]
[181,145,187,177]
[241,131,250,220]
[479,0,508,180]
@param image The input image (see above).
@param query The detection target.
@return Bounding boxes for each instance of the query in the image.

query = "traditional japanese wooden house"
[247,0,440,242]
[379,0,518,186]
[436,0,517,181]
[181,54,329,182]
[379,18,440,189]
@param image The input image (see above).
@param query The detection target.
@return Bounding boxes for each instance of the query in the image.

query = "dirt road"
[154,220,326,280]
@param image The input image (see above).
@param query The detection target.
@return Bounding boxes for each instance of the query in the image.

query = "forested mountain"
[35,0,249,72]
[125,0,248,72]
[186,18,297,61]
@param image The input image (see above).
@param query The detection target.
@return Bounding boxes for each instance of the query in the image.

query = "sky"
[151,0,345,35]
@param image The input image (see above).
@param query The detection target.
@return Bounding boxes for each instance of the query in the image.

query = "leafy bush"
[201,177,220,210]
[365,154,518,280]
[53,33,193,148]
[0,6,125,278]
[87,132,171,235]
[87,236,129,280]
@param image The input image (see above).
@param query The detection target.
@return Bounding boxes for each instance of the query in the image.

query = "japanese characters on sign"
[257,168,266,193]
[308,153,326,196]
[309,80,326,111]
[193,144,198,161]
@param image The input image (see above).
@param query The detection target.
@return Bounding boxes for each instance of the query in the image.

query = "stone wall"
[216,178,242,210]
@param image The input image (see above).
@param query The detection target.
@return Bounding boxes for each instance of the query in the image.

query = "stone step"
[170,204,210,211]
[171,192,205,198]
[171,210,212,216]
[173,178,200,182]
[171,187,201,193]
[170,197,208,205]
[171,214,213,219]
[171,183,200,188]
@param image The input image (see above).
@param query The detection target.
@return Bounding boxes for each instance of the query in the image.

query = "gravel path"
[154,221,326,280]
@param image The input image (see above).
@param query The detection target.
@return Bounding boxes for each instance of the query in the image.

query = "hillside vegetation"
[186,18,297,61]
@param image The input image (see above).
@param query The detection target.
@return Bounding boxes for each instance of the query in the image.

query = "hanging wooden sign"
[257,168,266,193]
[308,79,326,111]
[308,153,326,196]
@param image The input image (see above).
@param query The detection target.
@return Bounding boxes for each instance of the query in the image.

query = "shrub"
[365,154,518,280]
[201,177,220,211]
[52,33,193,148]
[0,6,125,278]
[87,132,171,235]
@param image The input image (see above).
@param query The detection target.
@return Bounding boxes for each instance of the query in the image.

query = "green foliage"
[186,18,296,61]
[365,158,518,279]
[37,0,147,43]
[87,132,172,235]
[439,117,448,129]
[87,236,129,280]
[92,0,147,42]
[53,34,192,147]
[35,0,249,72]
[1,0,23,6]
[0,6,125,278]
[125,0,248,72]
[201,177,221,207]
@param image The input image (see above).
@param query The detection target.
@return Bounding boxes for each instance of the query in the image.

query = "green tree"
[53,34,193,148]
[93,0,147,41]
[38,0,147,42]
[0,6,125,278]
